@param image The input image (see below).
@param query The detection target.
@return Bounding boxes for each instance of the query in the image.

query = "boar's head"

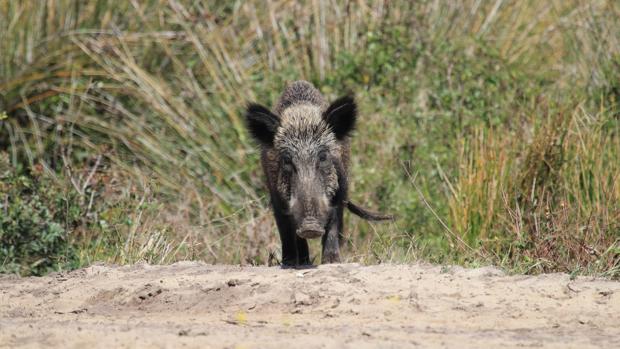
[245,96,356,239]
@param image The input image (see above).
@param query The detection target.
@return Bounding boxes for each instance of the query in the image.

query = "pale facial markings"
[272,104,341,236]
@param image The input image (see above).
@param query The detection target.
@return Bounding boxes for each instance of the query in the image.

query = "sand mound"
[1,262,619,348]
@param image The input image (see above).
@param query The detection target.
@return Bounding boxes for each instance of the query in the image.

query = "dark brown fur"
[245,80,392,266]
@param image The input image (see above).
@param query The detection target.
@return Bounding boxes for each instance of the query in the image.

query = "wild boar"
[245,80,392,266]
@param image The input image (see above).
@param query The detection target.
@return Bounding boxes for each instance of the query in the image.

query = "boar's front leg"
[295,235,310,265]
[321,205,343,263]
[274,212,310,266]
[272,197,310,266]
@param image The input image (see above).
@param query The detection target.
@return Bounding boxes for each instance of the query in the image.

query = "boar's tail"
[345,201,394,221]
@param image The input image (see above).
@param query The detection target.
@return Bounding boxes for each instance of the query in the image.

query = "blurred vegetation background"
[1,0,618,277]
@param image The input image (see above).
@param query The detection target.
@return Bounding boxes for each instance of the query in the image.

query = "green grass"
[1,0,619,277]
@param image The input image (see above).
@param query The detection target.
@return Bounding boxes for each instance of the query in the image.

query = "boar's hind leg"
[321,206,343,264]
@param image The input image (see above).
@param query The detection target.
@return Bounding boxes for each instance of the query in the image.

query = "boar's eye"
[318,150,329,165]
[281,153,294,172]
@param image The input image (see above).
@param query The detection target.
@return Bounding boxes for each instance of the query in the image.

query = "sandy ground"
[1,262,619,349]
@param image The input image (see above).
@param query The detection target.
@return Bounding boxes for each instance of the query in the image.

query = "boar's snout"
[289,177,330,239]
[296,218,324,239]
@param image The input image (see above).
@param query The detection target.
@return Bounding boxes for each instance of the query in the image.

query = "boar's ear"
[323,96,357,140]
[245,103,280,146]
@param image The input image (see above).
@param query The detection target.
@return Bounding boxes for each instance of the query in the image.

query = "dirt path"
[1,262,619,348]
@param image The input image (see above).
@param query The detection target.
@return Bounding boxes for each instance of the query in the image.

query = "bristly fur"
[244,80,393,266]
[274,80,327,115]
[275,105,339,157]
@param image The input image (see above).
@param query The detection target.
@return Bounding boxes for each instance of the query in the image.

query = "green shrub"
[0,153,78,276]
